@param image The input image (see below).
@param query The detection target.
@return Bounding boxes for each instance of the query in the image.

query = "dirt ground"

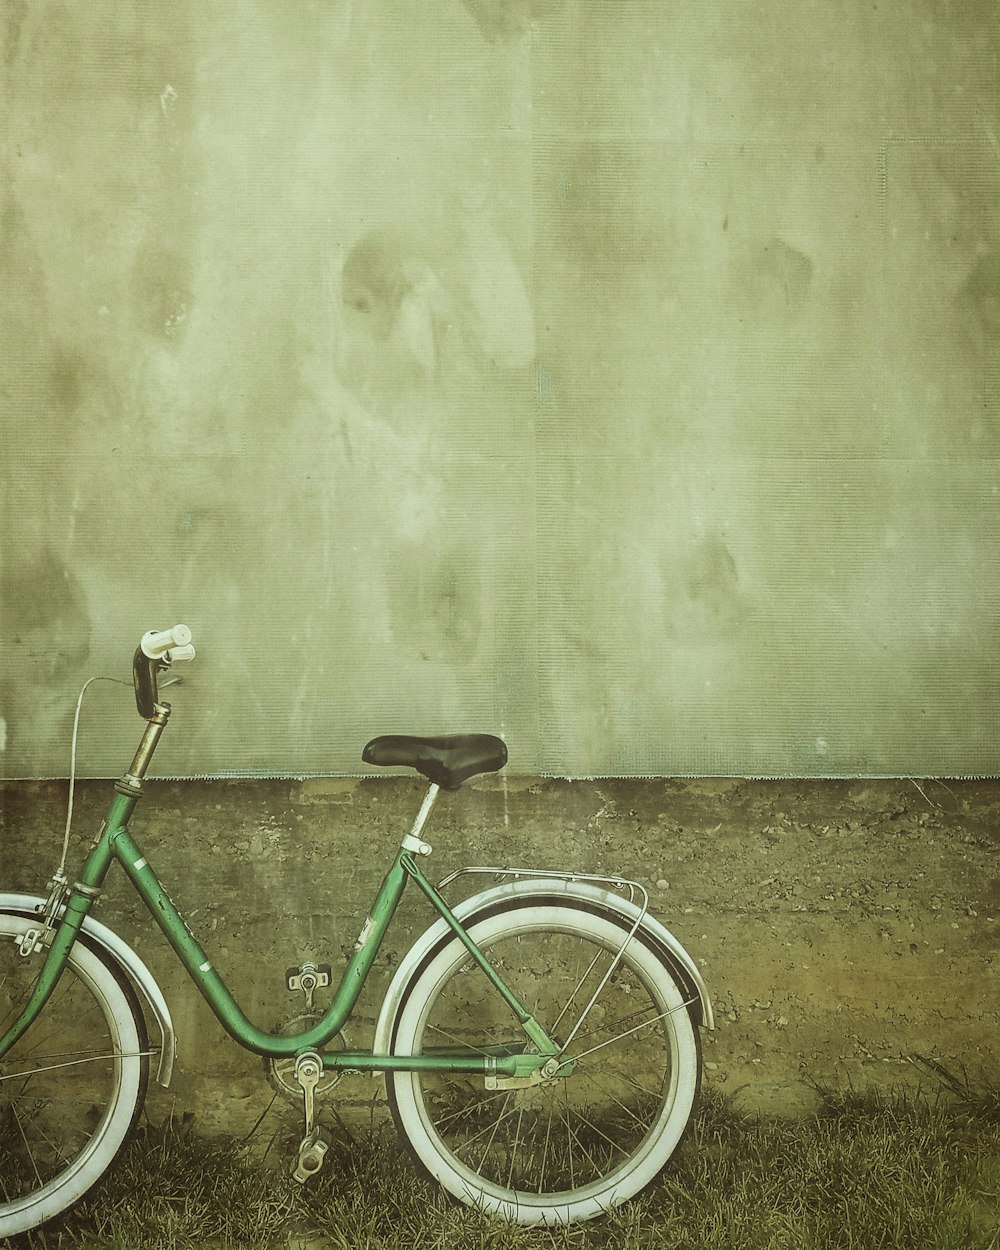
[1,774,997,1131]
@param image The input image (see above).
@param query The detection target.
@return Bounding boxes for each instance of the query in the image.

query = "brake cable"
[58,676,130,881]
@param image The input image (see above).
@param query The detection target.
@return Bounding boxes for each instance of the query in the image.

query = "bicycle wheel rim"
[388,903,699,1224]
[0,915,147,1237]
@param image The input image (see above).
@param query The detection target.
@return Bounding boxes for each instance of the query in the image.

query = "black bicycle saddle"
[361,734,508,791]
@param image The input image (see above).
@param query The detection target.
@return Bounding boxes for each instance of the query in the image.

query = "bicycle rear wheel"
[386,900,701,1224]
[0,913,149,1238]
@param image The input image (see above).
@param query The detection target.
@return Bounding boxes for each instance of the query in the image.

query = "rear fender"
[0,892,175,1086]
[373,876,713,1057]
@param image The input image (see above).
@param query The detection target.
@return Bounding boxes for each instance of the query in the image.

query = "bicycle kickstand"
[291,1051,331,1183]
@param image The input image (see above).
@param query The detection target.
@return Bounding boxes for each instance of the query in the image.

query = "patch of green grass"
[5,1083,998,1250]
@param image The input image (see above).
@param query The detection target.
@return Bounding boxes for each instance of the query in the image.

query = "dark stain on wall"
[341,230,412,341]
[956,250,1000,342]
[675,533,745,639]
[0,191,47,322]
[130,243,194,341]
[737,237,814,321]
[46,347,86,416]
[1,550,92,686]
[389,543,483,665]
[460,0,563,42]
[548,141,650,270]
[0,189,60,453]
[2,0,29,73]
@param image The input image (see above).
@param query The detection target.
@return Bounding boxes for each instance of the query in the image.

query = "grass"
[5,1081,998,1250]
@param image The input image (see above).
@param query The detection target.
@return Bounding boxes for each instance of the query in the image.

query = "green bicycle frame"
[0,737,557,1080]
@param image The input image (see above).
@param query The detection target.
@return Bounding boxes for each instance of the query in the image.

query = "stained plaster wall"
[2,2,1000,781]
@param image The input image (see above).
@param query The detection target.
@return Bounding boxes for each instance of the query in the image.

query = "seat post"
[401,784,440,855]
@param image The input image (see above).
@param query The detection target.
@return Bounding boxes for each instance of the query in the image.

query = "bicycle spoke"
[443,1090,518,1161]
[424,1083,513,1133]
[11,1101,45,1189]
[422,1019,518,1058]
[505,1105,527,1191]
[578,1066,666,1118]
[574,1075,660,1144]
[549,949,606,1037]
[537,1104,555,1193]
[1,1050,148,1083]
[6,983,85,1059]
[559,937,650,1054]
[561,1083,577,1189]
[562,999,665,1052]
[568,998,696,1066]
[18,1106,77,1171]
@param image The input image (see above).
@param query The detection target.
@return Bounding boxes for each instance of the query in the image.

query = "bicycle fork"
[0,816,122,1063]
[0,708,167,1062]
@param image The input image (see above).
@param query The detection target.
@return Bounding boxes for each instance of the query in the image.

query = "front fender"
[0,892,175,1087]
[373,877,713,1058]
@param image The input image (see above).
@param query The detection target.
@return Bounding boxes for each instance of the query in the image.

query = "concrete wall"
[1,775,996,1126]
[2,3,999,779]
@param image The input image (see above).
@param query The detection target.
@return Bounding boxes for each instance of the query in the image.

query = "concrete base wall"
[2,776,996,1135]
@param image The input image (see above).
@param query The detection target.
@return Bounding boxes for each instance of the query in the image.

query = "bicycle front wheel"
[0,913,149,1238]
[387,901,701,1224]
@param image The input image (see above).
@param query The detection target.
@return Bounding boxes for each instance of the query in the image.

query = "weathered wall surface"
[2,3,1000,778]
[2,776,996,1128]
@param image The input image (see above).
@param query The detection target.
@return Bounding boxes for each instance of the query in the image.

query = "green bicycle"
[0,627,713,1233]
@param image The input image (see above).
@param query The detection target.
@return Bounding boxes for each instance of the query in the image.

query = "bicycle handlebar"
[133,624,196,718]
[141,625,193,659]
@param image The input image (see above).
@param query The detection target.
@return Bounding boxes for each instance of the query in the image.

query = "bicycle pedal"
[292,1126,331,1184]
[285,963,332,993]
[285,963,332,1012]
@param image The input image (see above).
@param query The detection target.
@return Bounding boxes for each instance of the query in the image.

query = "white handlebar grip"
[141,624,193,658]
[167,643,196,663]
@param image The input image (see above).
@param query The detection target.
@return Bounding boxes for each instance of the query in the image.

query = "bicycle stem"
[119,703,172,792]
